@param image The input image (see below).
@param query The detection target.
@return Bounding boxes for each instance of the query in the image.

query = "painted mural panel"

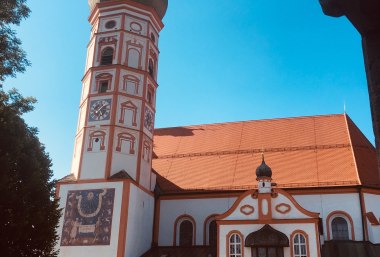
[61,188,115,246]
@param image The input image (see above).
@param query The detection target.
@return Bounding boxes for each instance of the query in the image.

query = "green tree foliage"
[0,89,61,257]
[0,0,31,82]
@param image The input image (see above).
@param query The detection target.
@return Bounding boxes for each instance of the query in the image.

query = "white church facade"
[55,1,380,257]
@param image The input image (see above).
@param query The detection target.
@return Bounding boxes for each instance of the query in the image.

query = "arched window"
[87,130,106,151]
[229,233,242,257]
[326,211,354,241]
[174,215,196,246]
[148,59,154,78]
[123,75,140,95]
[292,233,308,257]
[115,132,135,154]
[95,73,112,93]
[127,48,141,68]
[100,47,114,65]
[179,220,193,246]
[332,217,349,240]
[209,220,217,246]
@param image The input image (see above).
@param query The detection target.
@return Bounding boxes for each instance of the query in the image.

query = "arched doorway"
[245,225,289,257]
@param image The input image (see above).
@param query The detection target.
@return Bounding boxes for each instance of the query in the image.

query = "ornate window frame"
[326,210,355,240]
[119,101,138,126]
[142,140,151,161]
[115,132,135,154]
[125,40,143,69]
[203,214,218,246]
[97,36,117,65]
[87,130,106,151]
[173,214,196,246]
[123,74,140,94]
[95,73,112,93]
[227,230,244,257]
[290,230,309,257]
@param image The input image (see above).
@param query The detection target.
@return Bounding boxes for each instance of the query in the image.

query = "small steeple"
[256,153,272,180]
[256,153,273,193]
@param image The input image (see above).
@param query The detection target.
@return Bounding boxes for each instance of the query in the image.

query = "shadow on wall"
[154,127,205,137]
[322,241,380,257]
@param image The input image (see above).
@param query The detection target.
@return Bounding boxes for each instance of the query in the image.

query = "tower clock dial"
[89,99,112,121]
[144,107,154,132]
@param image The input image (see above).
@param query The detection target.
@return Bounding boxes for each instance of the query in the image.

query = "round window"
[105,20,116,29]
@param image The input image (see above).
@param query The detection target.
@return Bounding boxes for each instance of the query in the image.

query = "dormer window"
[100,47,114,65]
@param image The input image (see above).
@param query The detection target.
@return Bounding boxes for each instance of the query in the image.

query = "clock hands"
[94,103,107,115]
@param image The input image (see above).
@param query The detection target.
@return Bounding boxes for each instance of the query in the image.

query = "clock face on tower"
[89,99,112,121]
[144,107,154,132]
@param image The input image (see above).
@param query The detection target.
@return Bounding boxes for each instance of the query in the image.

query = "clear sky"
[5,0,373,180]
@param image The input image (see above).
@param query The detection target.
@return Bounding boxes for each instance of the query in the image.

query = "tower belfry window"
[100,47,114,65]
[148,59,154,78]
[99,81,109,93]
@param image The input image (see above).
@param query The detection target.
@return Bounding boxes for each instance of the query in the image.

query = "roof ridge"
[154,113,345,131]
[344,114,362,185]
[156,144,352,159]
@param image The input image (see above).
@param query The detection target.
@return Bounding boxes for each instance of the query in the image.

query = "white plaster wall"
[125,184,155,257]
[70,131,83,178]
[272,193,312,220]
[223,196,259,221]
[294,193,363,241]
[85,40,95,71]
[364,193,380,218]
[364,193,380,243]
[77,104,87,133]
[367,225,380,244]
[139,157,151,190]
[57,182,124,257]
[80,77,90,102]
[158,197,237,246]
[219,223,318,257]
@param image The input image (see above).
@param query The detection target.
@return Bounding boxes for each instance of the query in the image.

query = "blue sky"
[5,0,373,179]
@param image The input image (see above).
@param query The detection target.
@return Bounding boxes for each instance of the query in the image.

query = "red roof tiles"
[152,114,379,192]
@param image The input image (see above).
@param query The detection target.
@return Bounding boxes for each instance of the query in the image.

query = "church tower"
[56,1,167,257]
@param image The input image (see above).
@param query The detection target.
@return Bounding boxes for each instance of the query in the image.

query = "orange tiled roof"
[152,114,379,192]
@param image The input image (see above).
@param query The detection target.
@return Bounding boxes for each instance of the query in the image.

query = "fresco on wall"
[60,188,115,246]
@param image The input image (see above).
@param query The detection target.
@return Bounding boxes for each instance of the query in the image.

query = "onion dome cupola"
[256,154,273,193]
[256,154,272,179]
[88,0,168,19]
